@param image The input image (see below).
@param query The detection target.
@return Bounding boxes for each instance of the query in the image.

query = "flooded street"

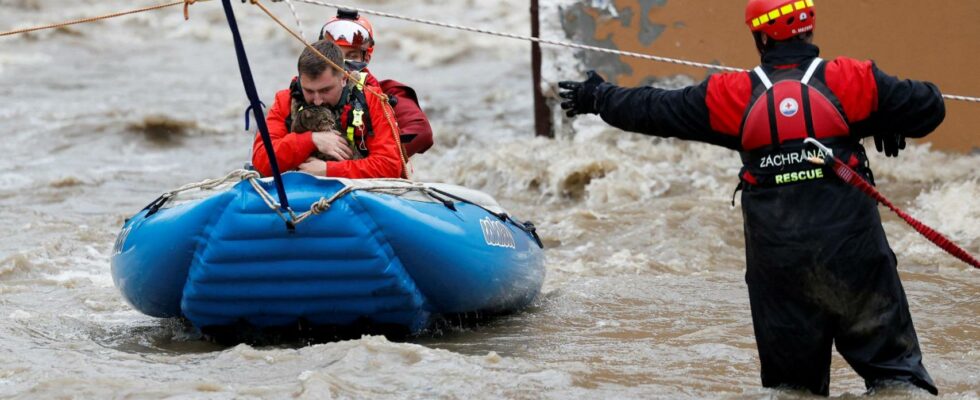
[0,0,977,398]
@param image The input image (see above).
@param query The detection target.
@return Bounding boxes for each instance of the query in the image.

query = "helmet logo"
[799,12,808,21]
[780,98,800,117]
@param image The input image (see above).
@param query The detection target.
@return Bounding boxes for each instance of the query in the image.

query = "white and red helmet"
[746,0,816,41]
[319,9,375,62]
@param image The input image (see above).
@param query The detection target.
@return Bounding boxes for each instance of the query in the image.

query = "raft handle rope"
[804,138,980,269]
[428,187,544,249]
[145,169,543,248]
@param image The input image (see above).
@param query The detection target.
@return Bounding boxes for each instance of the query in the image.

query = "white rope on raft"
[281,0,980,103]
[158,169,438,226]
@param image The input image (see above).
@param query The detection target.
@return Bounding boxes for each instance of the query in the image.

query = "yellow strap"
[343,72,370,151]
[354,72,368,90]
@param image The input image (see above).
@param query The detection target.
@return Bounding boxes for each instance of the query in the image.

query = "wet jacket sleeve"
[251,89,317,177]
[826,58,945,139]
[595,80,741,150]
[381,80,434,156]
[324,92,405,179]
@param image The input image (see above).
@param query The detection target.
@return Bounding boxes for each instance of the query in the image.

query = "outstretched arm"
[559,71,740,150]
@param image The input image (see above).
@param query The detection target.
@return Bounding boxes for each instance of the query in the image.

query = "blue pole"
[220,0,294,229]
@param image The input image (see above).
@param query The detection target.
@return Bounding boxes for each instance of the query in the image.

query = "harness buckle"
[352,108,365,128]
[803,138,833,165]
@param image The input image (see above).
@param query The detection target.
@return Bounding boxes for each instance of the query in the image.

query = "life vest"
[286,73,374,157]
[738,58,869,188]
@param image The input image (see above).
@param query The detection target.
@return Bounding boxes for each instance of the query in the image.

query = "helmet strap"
[753,32,768,56]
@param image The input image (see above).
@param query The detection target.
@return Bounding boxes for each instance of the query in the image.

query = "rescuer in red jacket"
[251,40,404,179]
[319,9,434,157]
[559,0,943,396]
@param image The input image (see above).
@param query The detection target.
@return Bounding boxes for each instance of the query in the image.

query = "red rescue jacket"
[251,77,404,179]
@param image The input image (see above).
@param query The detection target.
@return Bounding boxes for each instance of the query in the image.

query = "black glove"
[873,132,906,157]
[558,70,606,117]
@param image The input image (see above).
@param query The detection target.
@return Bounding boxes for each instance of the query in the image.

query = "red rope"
[829,160,980,269]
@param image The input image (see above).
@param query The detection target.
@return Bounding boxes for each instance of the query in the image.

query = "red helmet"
[745,0,815,41]
[319,9,375,62]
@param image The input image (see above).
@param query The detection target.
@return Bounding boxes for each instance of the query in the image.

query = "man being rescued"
[559,0,944,396]
[251,40,405,179]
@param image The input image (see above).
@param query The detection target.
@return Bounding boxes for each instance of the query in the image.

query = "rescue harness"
[287,72,375,157]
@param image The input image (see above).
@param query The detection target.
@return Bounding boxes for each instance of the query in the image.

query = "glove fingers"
[558,90,576,100]
[557,81,580,90]
[874,136,884,152]
[560,100,575,110]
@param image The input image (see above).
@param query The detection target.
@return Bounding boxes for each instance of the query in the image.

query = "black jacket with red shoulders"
[594,42,944,153]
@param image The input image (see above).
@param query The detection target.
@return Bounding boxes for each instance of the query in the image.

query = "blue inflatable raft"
[111,171,545,334]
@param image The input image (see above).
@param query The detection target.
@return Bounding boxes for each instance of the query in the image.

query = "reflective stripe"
[346,126,356,145]
[751,0,814,25]
[344,73,371,150]
[354,72,367,90]
[754,66,773,89]
[801,57,823,85]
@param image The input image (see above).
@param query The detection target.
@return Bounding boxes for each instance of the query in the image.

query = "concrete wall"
[558,0,979,152]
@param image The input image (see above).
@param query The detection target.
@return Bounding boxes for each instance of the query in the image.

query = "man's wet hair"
[297,40,345,78]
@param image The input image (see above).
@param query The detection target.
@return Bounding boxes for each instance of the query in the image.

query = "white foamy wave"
[290,336,576,399]
[911,180,980,245]
[890,179,980,269]
[0,253,48,280]
[417,133,738,207]
[869,142,980,184]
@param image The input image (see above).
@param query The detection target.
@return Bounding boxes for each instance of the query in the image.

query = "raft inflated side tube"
[110,173,546,334]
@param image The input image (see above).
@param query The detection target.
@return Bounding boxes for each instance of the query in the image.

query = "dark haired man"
[252,40,404,179]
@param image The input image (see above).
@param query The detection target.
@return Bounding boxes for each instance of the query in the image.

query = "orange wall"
[563,0,979,152]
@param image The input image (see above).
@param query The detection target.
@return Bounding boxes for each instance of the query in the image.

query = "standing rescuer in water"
[559,0,944,396]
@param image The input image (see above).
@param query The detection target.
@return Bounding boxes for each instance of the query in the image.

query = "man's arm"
[825,58,945,156]
[560,71,742,150]
[323,92,405,179]
[251,90,317,177]
[852,63,946,139]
